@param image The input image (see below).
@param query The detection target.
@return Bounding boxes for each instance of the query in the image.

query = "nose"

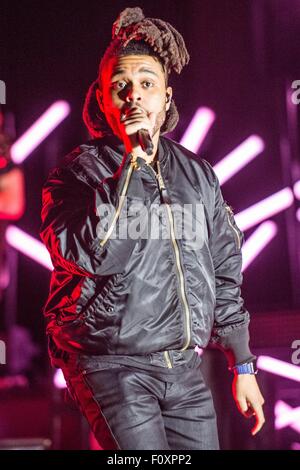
[125,84,141,103]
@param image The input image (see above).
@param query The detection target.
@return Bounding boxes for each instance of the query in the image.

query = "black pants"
[62,351,220,450]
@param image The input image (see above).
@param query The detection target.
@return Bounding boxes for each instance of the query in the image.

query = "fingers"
[233,374,266,436]
[237,396,249,416]
[251,402,265,436]
[120,108,153,136]
[120,108,145,122]
[236,397,265,434]
[244,404,256,418]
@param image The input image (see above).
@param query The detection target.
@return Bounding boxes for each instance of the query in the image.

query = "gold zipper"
[164,350,173,369]
[153,161,191,351]
[225,205,241,250]
[100,161,135,248]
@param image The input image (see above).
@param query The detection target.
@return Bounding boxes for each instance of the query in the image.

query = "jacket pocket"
[84,273,121,318]
[55,275,120,327]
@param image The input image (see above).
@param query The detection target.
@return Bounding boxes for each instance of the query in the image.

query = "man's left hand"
[232,374,265,435]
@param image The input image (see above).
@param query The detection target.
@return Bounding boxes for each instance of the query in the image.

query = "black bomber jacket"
[40,135,255,368]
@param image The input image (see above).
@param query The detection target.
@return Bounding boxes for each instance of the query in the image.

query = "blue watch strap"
[232,362,257,374]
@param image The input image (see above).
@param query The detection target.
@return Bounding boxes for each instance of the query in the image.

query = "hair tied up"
[112,7,145,39]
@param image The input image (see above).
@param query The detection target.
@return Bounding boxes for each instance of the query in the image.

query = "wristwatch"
[231,361,258,375]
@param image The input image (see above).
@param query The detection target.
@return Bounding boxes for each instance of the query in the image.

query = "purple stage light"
[214,135,265,185]
[241,221,277,271]
[194,345,203,356]
[293,180,300,200]
[53,368,67,389]
[235,188,294,231]
[6,226,53,270]
[275,400,300,433]
[257,355,300,382]
[180,107,216,153]
[11,101,70,164]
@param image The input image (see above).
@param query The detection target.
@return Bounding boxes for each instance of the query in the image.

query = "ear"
[96,88,104,113]
[165,86,173,111]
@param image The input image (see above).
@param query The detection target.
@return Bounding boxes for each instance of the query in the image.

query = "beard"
[151,107,167,137]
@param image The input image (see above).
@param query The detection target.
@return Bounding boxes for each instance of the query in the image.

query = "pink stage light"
[235,188,294,232]
[296,208,300,222]
[275,400,300,433]
[53,369,67,389]
[6,226,53,270]
[194,345,203,356]
[11,101,71,164]
[293,180,300,200]
[241,221,277,272]
[257,355,300,382]
[180,107,216,153]
[213,135,265,186]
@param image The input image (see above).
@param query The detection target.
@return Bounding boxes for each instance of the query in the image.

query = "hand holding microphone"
[136,129,154,156]
[120,106,155,159]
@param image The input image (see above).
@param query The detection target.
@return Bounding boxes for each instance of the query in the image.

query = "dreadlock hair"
[83,7,190,139]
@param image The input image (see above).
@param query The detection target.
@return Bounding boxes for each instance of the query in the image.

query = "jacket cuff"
[217,326,256,368]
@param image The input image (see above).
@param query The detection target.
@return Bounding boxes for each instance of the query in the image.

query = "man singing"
[40,7,265,450]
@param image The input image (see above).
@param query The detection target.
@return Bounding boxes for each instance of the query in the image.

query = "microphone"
[137,129,154,156]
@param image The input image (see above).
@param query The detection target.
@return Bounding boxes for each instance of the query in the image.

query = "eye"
[142,81,154,89]
[111,81,127,90]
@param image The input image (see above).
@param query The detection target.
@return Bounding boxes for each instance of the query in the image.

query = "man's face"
[97,54,172,142]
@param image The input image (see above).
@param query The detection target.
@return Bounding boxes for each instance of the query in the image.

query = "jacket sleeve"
[207,165,256,367]
[40,162,144,277]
